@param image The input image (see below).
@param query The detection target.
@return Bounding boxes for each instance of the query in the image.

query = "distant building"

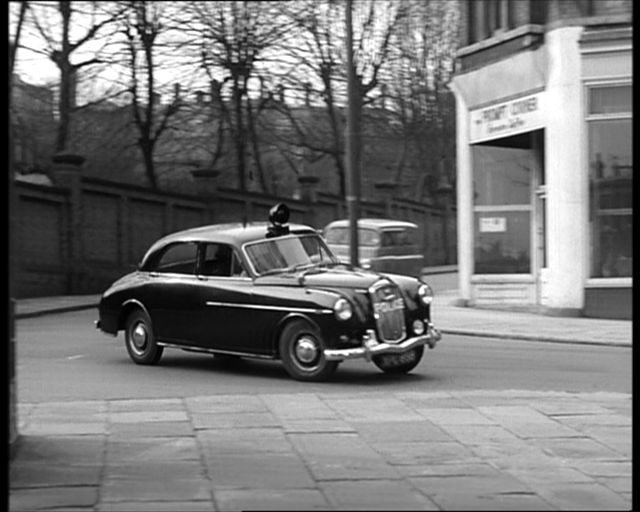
[10,74,56,173]
[450,0,631,319]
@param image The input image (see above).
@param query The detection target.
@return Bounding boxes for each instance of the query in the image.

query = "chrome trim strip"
[156,341,275,359]
[205,301,332,314]
[371,255,423,261]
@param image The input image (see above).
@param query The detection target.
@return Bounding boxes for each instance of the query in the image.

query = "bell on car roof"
[267,203,290,238]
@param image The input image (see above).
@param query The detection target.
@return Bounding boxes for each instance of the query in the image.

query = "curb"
[15,303,98,320]
[421,266,457,276]
[439,328,632,347]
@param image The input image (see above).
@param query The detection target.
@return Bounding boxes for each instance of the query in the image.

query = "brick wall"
[13,157,456,298]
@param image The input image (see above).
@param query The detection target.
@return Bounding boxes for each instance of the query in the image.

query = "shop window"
[472,132,541,274]
[588,84,632,278]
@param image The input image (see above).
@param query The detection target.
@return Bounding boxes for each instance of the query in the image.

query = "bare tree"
[20,1,126,152]
[382,0,459,199]
[277,0,409,197]
[118,0,187,189]
[9,1,28,91]
[184,1,299,192]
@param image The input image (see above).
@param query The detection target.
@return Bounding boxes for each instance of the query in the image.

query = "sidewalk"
[10,390,632,511]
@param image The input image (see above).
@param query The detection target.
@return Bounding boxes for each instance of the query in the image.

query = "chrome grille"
[370,281,406,343]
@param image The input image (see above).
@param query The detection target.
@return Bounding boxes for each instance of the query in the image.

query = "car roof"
[324,218,419,230]
[143,222,317,258]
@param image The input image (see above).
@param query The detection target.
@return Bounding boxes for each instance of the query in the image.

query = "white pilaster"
[449,80,473,302]
[544,26,588,309]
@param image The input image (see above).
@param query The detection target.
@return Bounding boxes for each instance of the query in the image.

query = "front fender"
[270,313,324,357]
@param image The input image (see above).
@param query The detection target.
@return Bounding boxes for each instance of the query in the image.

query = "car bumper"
[324,323,442,362]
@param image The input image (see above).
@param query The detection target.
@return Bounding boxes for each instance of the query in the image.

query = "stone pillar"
[449,79,473,304]
[51,153,85,294]
[544,26,587,312]
[191,168,220,223]
[298,175,319,227]
[374,180,397,218]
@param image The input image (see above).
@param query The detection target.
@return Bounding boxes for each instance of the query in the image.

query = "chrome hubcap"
[131,323,148,351]
[295,336,318,364]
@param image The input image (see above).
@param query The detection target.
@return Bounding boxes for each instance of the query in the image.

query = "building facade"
[450,0,631,319]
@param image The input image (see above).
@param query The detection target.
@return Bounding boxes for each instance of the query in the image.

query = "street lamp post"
[345,0,360,267]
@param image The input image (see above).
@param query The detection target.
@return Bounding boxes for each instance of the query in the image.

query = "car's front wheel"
[279,319,338,381]
[124,309,163,365]
[372,346,424,374]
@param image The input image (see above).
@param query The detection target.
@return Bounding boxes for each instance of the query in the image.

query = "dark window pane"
[474,211,531,274]
[473,144,532,206]
[530,0,548,24]
[589,118,633,278]
[589,86,632,115]
[592,214,632,277]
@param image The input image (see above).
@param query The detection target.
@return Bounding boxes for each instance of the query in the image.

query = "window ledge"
[457,25,544,58]
[472,274,534,284]
[585,277,632,288]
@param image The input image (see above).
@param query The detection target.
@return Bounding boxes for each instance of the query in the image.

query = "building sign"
[479,217,507,233]
[470,92,545,143]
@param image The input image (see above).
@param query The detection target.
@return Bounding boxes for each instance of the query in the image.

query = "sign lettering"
[470,92,545,143]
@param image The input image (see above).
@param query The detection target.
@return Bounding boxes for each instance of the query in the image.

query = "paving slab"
[352,419,454,443]
[320,479,440,510]
[109,420,194,438]
[531,481,632,510]
[96,501,215,512]
[428,492,556,511]
[191,410,281,429]
[106,436,201,462]
[214,488,330,511]
[10,486,99,511]
[205,452,317,490]
[287,432,400,481]
[262,393,338,420]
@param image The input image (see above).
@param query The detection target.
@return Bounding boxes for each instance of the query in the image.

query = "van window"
[381,228,418,247]
[325,227,380,247]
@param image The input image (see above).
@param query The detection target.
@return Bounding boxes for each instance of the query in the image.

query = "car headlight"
[417,283,433,305]
[333,297,353,321]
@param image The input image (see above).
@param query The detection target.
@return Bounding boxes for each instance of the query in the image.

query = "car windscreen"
[244,234,337,275]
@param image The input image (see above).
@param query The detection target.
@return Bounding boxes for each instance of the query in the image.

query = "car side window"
[200,243,247,277]
[154,242,198,274]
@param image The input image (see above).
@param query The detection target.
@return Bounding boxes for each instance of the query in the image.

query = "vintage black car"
[96,204,442,381]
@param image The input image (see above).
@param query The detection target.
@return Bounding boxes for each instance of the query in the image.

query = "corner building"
[450,0,632,319]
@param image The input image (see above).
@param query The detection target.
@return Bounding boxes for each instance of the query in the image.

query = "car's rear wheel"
[124,309,163,365]
[372,346,424,374]
[279,319,338,381]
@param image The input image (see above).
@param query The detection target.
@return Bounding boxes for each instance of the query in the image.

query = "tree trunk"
[141,141,157,189]
[233,79,246,191]
[55,1,72,152]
